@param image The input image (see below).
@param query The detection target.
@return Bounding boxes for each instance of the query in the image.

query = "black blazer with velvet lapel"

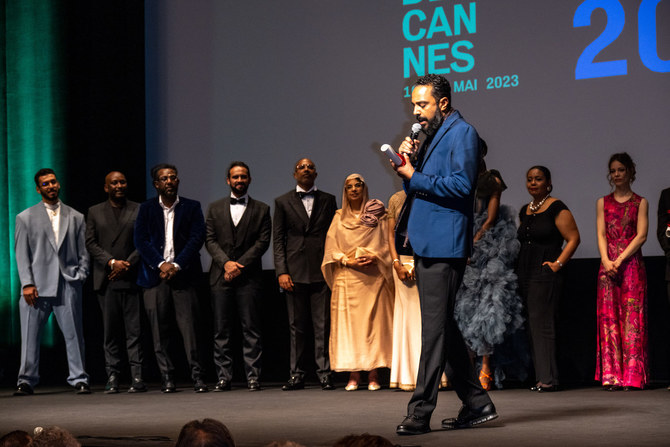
[273,189,337,284]
[205,196,271,287]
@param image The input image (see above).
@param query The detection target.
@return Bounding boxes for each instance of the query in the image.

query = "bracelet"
[392,258,400,265]
[555,260,563,268]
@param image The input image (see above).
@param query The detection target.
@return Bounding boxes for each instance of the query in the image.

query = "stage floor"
[1,383,669,446]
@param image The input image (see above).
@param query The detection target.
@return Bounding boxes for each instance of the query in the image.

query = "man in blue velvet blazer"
[134,163,207,393]
[394,75,496,436]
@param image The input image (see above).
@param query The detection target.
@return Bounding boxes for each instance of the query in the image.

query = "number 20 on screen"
[573,0,669,79]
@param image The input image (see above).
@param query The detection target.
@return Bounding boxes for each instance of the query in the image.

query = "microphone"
[409,123,422,141]
[381,144,405,166]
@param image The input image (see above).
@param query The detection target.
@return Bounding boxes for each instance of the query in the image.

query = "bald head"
[104,171,128,205]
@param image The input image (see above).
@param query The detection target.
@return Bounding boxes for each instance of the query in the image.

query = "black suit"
[206,196,271,382]
[273,189,337,381]
[134,196,205,381]
[85,200,143,380]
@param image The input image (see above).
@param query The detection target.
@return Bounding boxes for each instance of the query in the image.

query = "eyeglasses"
[345,182,364,190]
[157,175,178,183]
[296,163,315,170]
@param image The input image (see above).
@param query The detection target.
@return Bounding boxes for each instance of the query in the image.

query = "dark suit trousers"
[211,277,262,382]
[143,281,202,380]
[408,257,491,421]
[286,282,331,380]
[97,287,143,379]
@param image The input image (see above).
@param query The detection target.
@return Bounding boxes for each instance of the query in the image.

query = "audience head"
[0,430,31,447]
[175,418,235,447]
[332,433,394,447]
[31,426,80,447]
[607,152,636,187]
[265,442,306,447]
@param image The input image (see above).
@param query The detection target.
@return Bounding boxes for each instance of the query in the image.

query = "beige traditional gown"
[388,190,448,390]
[321,174,394,371]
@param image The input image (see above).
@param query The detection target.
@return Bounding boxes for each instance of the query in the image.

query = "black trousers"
[286,281,331,380]
[97,287,143,379]
[407,257,491,421]
[211,276,262,382]
[519,266,562,386]
[143,281,202,380]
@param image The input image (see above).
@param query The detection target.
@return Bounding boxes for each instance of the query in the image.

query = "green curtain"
[1,1,66,346]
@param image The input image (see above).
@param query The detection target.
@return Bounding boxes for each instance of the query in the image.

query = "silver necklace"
[529,194,550,213]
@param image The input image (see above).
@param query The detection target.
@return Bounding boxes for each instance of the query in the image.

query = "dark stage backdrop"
[145,0,669,268]
[0,0,145,372]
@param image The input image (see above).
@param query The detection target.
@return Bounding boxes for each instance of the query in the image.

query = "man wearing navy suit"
[134,163,207,393]
[86,171,145,393]
[273,158,337,390]
[14,168,90,395]
[205,161,271,392]
[394,75,496,435]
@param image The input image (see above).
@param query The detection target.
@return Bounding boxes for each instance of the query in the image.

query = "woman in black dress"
[517,166,580,392]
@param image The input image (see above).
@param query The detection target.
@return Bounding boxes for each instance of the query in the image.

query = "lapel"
[288,191,310,226]
[235,197,253,243]
[173,198,184,238]
[102,201,125,245]
[418,110,461,172]
[308,191,324,229]
[57,203,70,249]
[36,204,58,252]
[220,197,236,240]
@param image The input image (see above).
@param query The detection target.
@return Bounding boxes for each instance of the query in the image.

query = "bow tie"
[230,197,246,205]
[297,191,314,199]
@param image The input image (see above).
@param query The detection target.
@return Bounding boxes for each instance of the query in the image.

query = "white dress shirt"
[159,195,180,269]
[44,201,61,243]
[230,193,248,227]
[296,185,317,218]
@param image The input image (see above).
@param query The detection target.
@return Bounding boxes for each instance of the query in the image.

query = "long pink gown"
[595,193,648,388]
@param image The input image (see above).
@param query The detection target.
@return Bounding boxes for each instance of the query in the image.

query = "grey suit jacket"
[85,200,140,291]
[273,189,337,284]
[205,196,271,287]
[15,202,90,297]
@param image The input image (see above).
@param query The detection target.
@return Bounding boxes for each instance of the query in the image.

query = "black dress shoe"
[128,378,147,393]
[320,375,336,390]
[529,385,541,391]
[74,382,91,394]
[14,383,34,396]
[105,374,119,394]
[396,415,431,435]
[282,376,304,391]
[441,403,498,430]
[194,378,209,393]
[161,375,176,393]
[214,379,231,392]
[248,379,261,391]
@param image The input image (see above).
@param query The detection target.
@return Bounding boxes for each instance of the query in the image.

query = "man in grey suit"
[273,158,337,390]
[206,162,271,391]
[14,168,90,395]
[86,171,145,393]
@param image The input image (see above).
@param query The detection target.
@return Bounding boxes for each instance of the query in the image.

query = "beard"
[422,113,444,137]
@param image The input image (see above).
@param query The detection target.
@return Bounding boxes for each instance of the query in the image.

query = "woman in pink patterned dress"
[596,152,649,391]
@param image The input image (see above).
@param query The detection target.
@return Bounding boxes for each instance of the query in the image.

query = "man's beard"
[423,114,444,137]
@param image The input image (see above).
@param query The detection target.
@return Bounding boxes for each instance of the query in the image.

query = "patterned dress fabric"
[596,193,648,388]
